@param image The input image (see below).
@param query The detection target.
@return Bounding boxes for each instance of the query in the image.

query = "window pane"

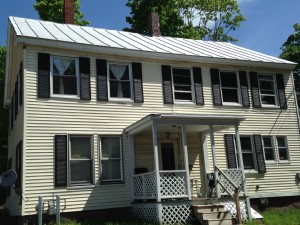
[121,82,131,98]
[174,92,192,100]
[220,72,237,88]
[263,137,272,147]
[259,75,274,80]
[261,96,276,105]
[70,160,91,183]
[222,89,239,103]
[174,85,191,91]
[70,137,91,159]
[279,149,288,160]
[110,81,118,97]
[64,61,76,75]
[259,80,274,90]
[173,74,191,85]
[53,76,77,95]
[277,137,285,147]
[101,137,120,158]
[173,68,190,77]
[240,137,251,151]
[242,153,255,169]
[102,160,121,180]
[264,149,274,160]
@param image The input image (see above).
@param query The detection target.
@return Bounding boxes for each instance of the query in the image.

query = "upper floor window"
[220,71,241,104]
[258,74,278,106]
[51,56,79,97]
[172,68,194,102]
[108,63,132,100]
[262,136,275,161]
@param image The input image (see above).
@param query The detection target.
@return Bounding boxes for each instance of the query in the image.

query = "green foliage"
[125,0,245,42]
[33,0,89,26]
[280,23,300,91]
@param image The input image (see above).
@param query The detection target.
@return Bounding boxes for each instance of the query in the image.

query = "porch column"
[181,125,192,200]
[209,125,220,198]
[235,125,252,220]
[152,124,161,202]
[128,134,135,202]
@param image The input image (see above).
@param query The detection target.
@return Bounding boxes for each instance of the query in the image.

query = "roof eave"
[15,36,297,70]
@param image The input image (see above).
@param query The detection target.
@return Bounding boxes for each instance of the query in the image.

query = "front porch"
[124,114,250,224]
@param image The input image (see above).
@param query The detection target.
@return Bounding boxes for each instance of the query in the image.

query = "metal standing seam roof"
[9,16,295,66]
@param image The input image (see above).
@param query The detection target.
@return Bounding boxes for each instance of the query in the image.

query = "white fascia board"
[3,22,12,107]
[249,190,300,199]
[15,36,296,71]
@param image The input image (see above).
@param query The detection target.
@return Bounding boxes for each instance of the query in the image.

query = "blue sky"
[0,0,299,58]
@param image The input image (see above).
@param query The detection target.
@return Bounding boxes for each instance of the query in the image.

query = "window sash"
[235,136,256,170]
[258,74,278,106]
[100,136,123,183]
[50,56,79,97]
[277,137,289,161]
[172,68,194,102]
[262,136,275,161]
[220,71,241,104]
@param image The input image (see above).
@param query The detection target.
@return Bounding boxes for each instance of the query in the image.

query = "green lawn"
[246,208,300,225]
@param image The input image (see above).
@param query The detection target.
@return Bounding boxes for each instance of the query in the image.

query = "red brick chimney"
[64,0,74,24]
[148,12,161,37]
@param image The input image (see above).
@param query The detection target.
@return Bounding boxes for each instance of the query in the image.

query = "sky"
[0,0,299,58]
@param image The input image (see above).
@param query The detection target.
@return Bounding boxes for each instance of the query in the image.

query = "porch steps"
[193,204,235,225]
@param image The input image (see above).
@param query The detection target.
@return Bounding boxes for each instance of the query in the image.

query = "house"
[4,2,300,224]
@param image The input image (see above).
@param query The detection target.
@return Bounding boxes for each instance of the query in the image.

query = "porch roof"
[124,113,246,135]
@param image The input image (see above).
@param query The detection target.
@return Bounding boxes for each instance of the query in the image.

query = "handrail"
[159,170,186,173]
[215,165,239,190]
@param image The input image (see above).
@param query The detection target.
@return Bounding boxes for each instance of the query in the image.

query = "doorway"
[159,140,179,170]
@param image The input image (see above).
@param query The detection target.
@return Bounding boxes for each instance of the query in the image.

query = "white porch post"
[209,125,220,198]
[235,125,252,220]
[152,124,161,202]
[128,134,135,202]
[181,125,192,200]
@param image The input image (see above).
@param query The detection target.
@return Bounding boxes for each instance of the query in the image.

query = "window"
[276,137,289,161]
[172,68,194,102]
[220,71,241,104]
[239,136,255,169]
[258,74,278,106]
[100,136,123,183]
[69,136,92,185]
[108,63,132,99]
[262,136,275,161]
[51,56,79,97]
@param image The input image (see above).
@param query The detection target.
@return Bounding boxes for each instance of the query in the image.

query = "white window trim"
[219,70,242,106]
[258,74,279,107]
[50,56,80,99]
[171,67,195,103]
[99,135,124,184]
[107,62,134,102]
[68,135,94,187]
[276,136,290,163]
[262,136,276,163]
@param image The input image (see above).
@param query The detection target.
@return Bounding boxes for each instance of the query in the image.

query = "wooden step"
[193,204,226,213]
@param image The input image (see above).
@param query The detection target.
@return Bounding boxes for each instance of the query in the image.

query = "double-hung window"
[220,71,241,104]
[108,63,132,100]
[276,137,289,161]
[100,136,123,183]
[172,68,194,102]
[258,74,278,106]
[69,136,92,185]
[262,136,275,161]
[239,136,255,170]
[51,56,79,97]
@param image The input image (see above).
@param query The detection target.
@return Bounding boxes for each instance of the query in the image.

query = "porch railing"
[132,170,188,200]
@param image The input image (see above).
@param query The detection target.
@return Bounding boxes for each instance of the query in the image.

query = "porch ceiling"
[124,113,245,135]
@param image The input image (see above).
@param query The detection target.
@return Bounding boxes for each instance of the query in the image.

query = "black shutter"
[15,80,18,119]
[38,53,50,98]
[12,92,15,123]
[55,135,67,187]
[96,59,108,101]
[224,134,237,169]
[132,62,144,103]
[276,74,287,109]
[210,69,222,106]
[15,141,22,191]
[6,158,12,197]
[193,67,204,105]
[253,134,266,173]
[239,71,250,107]
[249,72,261,108]
[161,65,173,104]
[19,62,23,106]
[79,57,91,100]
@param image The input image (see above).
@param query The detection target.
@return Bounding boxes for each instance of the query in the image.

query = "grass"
[50,218,157,225]
[246,208,300,225]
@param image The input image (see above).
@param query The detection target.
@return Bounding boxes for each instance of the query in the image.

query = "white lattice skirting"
[221,198,248,222]
[132,202,192,224]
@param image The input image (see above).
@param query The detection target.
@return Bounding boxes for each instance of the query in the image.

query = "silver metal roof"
[9,16,295,66]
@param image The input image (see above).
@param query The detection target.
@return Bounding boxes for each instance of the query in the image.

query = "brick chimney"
[64,0,74,24]
[148,12,161,37]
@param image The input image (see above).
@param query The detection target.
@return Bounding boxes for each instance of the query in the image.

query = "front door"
[159,141,179,170]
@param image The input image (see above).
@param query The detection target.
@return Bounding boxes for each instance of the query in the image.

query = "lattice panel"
[160,172,188,198]
[144,173,156,198]
[219,169,243,194]
[162,204,192,225]
[132,203,159,223]
[132,172,156,199]
[222,198,248,222]
[132,176,143,198]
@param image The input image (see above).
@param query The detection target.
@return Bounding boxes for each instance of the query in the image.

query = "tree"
[33,0,89,26]
[280,23,300,91]
[124,0,245,42]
